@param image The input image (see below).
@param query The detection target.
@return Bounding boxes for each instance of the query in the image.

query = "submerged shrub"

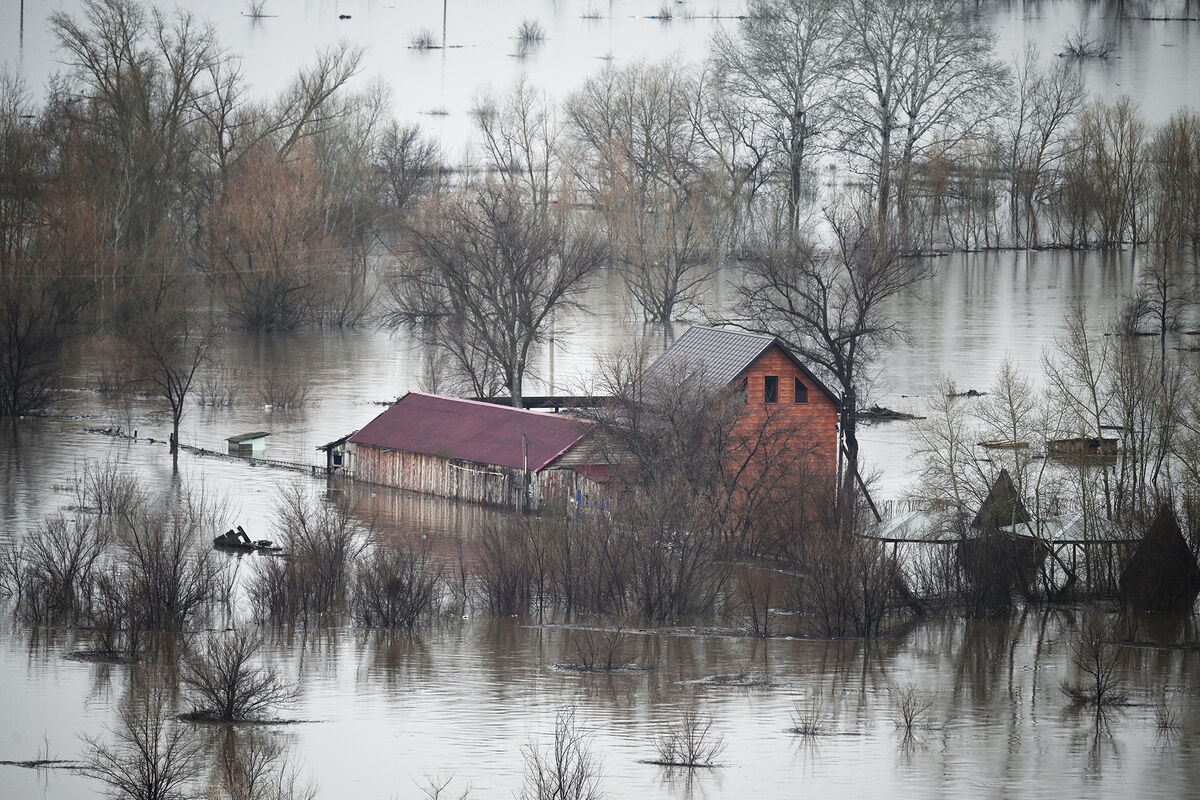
[651,709,726,767]
[247,488,365,623]
[350,539,443,628]
[181,630,298,721]
[10,514,107,623]
[1061,615,1129,707]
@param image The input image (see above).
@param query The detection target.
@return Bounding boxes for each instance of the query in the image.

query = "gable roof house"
[643,326,840,477]
[335,392,609,511]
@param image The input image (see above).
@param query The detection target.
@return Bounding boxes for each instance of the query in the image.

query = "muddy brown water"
[3,1,1200,797]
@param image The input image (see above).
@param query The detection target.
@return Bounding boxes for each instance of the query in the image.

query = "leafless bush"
[197,364,244,408]
[794,528,895,638]
[258,372,312,410]
[410,29,439,49]
[0,540,27,602]
[1062,615,1129,707]
[83,565,141,658]
[244,0,269,18]
[789,697,828,737]
[516,19,545,44]
[567,628,631,672]
[118,505,225,631]
[350,539,443,628]
[75,459,142,517]
[891,683,933,735]
[182,630,298,721]
[520,708,603,800]
[656,5,673,21]
[248,489,365,623]
[477,519,545,616]
[651,709,726,767]
[13,514,107,623]
[733,567,777,637]
[1061,24,1114,59]
[83,687,201,800]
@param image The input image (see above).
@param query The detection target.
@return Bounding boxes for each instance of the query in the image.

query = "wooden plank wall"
[353,445,601,511]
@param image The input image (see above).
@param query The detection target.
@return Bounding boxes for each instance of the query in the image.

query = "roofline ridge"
[686,324,775,341]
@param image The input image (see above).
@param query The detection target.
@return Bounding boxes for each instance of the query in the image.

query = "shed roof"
[226,431,270,444]
[348,392,594,472]
[645,326,839,405]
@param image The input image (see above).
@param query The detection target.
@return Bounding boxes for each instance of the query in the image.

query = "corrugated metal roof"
[646,326,776,388]
[645,325,840,405]
[348,393,594,472]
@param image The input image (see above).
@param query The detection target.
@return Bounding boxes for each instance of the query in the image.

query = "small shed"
[226,431,269,457]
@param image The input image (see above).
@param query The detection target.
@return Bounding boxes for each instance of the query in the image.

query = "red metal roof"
[348,392,594,472]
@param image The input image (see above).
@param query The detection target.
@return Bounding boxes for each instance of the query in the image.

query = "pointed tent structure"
[971,469,1030,531]
[1120,504,1200,614]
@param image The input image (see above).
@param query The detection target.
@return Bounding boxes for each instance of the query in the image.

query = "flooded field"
[1,0,1199,797]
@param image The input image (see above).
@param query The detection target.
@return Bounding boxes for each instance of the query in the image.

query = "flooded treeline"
[5,0,1200,420]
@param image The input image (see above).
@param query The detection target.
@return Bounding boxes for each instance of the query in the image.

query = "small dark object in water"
[338,14,351,19]
[857,404,920,422]
[213,525,277,551]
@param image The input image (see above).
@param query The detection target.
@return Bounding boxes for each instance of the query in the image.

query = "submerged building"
[325,392,608,510]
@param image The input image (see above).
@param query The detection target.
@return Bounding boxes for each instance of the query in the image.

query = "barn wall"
[354,446,526,508]
[351,446,604,511]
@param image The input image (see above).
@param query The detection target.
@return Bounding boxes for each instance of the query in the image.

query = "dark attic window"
[794,378,808,404]
[764,375,779,403]
[738,377,748,403]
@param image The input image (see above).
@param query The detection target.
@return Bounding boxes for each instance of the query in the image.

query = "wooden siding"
[351,444,604,511]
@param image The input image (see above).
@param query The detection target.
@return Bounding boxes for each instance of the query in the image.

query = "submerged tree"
[565,61,720,324]
[383,181,607,407]
[83,686,202,800]
[837,0,1008,241]
[711,0,842,236]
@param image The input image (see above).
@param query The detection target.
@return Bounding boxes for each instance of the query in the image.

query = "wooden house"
[333,392,608,511]
[644,326,840,477]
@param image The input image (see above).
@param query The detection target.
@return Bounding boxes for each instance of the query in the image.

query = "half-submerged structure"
[326,392,608,510]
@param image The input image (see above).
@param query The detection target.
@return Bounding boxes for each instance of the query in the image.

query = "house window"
[794,378,808,404]
[764,375,778,403]
[738,377,748,403]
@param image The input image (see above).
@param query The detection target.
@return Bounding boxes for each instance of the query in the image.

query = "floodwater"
[2,1,1200,798]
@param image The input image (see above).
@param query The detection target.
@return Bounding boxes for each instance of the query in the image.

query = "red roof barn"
[338,393,606,510]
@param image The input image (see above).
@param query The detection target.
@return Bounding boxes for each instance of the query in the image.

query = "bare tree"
[83,686,202,800]
[521,708,604,800]
[711,0,843,235]
[181,630,298,721]
[203,143,335,330]
[565,61,720,323]
[837,0,1008,241]
[114,265,216,464]
[473,77,559,215]
[1061,615,1128,706]
[734,209,931,520]
[1005,45,1084,246]
[49,0,226,254]
[383,182,606,407]
[0,72,96,415]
